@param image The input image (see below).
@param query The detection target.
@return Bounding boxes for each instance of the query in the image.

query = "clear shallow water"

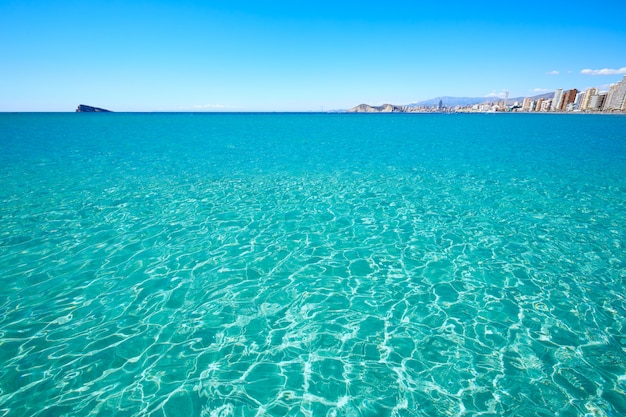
[1,112,625,416]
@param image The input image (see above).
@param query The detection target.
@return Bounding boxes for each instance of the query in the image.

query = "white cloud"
[486,91,505,98]
[546,70,560,75]
[580,67,626,75]
[531,88,549,93]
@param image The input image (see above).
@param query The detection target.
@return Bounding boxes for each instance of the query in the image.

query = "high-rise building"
[534,98,543,112]
[551,89,563,111]
[605,84,617,110]
[574,91,583,109]
[604,75,626,111]
[522,97,533,112]
[559,89,578,111]
[577,91,586,110]
[580,88,598,111]
[589,93,607,111]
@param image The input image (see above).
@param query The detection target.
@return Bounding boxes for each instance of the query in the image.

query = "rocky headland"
[347,104,404,113]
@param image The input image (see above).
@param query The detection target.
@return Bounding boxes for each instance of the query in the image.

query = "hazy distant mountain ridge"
[409,93,554,108]
[409,96,491,107]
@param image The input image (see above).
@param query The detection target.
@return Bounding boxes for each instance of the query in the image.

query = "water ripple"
[1,114,625,416]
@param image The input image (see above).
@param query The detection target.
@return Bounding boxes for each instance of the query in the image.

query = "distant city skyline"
[1,0,626,112]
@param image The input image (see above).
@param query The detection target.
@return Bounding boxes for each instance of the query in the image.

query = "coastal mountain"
[347,103,404,113]
[76,104,112,112]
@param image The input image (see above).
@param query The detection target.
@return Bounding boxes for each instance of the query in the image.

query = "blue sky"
[1,0,625,111]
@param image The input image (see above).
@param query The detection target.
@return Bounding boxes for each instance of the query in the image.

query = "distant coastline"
[349,75,626,114]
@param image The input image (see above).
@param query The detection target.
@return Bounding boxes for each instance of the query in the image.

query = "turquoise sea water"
[1,113,625,416]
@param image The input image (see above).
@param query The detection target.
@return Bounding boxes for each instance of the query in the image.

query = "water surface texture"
[1,113,625,416]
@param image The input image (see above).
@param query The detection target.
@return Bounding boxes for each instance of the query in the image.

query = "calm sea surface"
[1,113,625,416]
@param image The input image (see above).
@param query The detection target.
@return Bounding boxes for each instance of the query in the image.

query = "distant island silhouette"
[76,104,112,112]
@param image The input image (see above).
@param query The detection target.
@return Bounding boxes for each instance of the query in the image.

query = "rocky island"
[76,104,112,112]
